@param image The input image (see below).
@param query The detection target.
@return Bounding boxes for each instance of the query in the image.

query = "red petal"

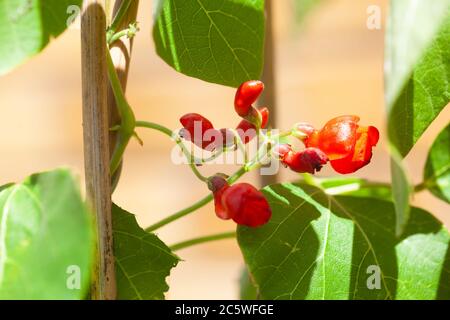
[283,148,328,174]
[222,183,271,227]
[367,126,380,146]
[214,185,231,220]
[180,113,219,150]
[259,107,270,128]
[234,81,264,117]
[330,125,379,174]
[315,115,359,160]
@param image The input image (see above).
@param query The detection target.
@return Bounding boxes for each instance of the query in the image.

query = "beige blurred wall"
[0,0,449,299]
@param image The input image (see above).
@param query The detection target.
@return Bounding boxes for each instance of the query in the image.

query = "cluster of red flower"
[178,81,379,227]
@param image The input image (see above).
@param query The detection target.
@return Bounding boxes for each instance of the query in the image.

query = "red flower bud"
[282,148,328,174]
[330,126,379,174]
[236,107,270,144]
[179,113,219,150]
[221,183,272,227]
[234,80,264,117]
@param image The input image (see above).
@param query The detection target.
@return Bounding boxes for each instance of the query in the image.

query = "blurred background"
[0,0,449,299]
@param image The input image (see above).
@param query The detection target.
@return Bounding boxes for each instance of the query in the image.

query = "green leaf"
[424,123,450,203]
[384,1,450,236]
[112,204,180,300]
[302,176,391,200]
[386,1,450,156]
[153,0,265,87]
[0,183,13,193]
[238,183,450,300]
[0,0,82,75]
[0,169,93,299]
[239,267,258,300]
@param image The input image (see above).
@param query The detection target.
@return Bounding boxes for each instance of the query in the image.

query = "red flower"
[282,148,328,174]
[180,113,217,150]
[235,80,264,117]
[209,176,271,227]
[221,183,272,227]
[180,113,232,151]
[236,107,269,144]
[295,116,379,174]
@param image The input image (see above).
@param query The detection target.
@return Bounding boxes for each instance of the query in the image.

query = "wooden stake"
[81,0,116,300]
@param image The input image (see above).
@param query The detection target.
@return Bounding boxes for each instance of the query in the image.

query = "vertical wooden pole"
[81,0,116,300]
[260,0,278,187]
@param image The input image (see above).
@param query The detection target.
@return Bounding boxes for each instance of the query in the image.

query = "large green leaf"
[424,123,450,203]
[384,1,450,236]
[0,0,82,75]
[0,169,93,299]
[386,0,449,135]
[112,204,179,300]
[153,0,265,87]
[238,183,450,300]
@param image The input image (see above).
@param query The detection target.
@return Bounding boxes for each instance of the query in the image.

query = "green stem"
[145,194,213,232]
[135,121,208,182]
[145,166,248,232]
[108,23,139,45]
[107,51,136,174]
[414,181,431,193]
[110,133,130,175]
[107,0,132,40]
[107,51,134,123]
[414,164,449,193]
[136,121,172,137]
[107,29,128,45]
[229,128,248,162]
[170,232,236,251]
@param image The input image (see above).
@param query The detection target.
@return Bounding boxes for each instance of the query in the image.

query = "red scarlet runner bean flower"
[222,183,272,227]
[209,176,272,227]
[295,116,380,174]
